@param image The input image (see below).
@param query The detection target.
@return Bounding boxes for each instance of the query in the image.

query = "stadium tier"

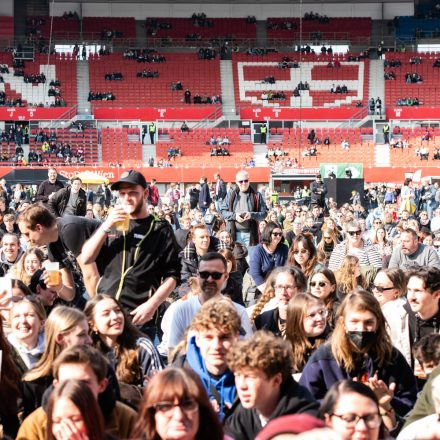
[101,127,142,164]
[384,52,440,107]
[88,52,221,108]
[266,17,371,43]
[232,52,369,111]
[83,17,136,40]
[0,52,77,107]
[27,16,80,40]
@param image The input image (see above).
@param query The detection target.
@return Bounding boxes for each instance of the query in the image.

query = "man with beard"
[81,170,181,340]
[35,167,65,206]
[389,228,440,270]
[167,252,252,351]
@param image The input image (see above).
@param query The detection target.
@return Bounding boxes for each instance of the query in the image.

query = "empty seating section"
[27,16,80,40]
[0,52,76,107]
[29,128,99,163]
[88,53,221,107]
[266,17,371,43]
[101,127,142,164]
[0,17,14,40]
[270,127,374,167]
[391,126,440,166]
[146,18,256,40]
[384,52,440,107]
[233,52,368,109]
[83,17,136,40]
[156,128,253,166]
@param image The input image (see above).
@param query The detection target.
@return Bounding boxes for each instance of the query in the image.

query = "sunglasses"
[199,271,224,280]
[238,179,249,184]
[272,232,283,237]
[348,230,362,236]
[310,281,328,287]
[372,285,394,293]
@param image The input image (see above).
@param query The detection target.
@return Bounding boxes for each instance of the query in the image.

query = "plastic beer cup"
[46,262,61,286]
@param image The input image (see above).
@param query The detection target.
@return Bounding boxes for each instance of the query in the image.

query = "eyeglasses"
[374,221,382,225]
[293,249,309,254]
[372,285,394,293]
[152,399,198,416]
[198,271,224,280]
[324,236,332,240]
[348,230,362,236]
[272,232,283,237]
[306,308,328,319]
[310,281,328,288]
[295,210,302,213]
[275,284,297,291]
[330,413,382,429]
[238,179,249,184]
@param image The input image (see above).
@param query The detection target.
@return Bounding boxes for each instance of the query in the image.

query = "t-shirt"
[63,191,79,216]
[167,295,253,349]
[388,243,440,270]
[235,191,251,231]
[47,215,101,269]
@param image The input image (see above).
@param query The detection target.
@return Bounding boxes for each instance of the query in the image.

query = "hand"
[0,289,11,311]
[53,418,89,440]
[236,213,245,223]
[367,373,396,407]
[103,206,127,230]
[48,192,55,199]
[42,269,62,291]
[130,300,157,325]
[243,212,251,221]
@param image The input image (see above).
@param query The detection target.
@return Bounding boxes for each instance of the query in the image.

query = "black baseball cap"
[29,269,46,293]
[111,170,148,190]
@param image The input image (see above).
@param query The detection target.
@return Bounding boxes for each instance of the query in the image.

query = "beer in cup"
[115,204,130,233]
[46,262,61,286]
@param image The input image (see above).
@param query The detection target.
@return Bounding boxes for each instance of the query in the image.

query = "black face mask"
[347,331,376,350]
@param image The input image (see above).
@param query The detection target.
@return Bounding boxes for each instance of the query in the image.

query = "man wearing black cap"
[81,170,181,338]
[310,174,327,209]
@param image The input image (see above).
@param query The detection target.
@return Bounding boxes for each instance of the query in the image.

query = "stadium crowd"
[0,167,438,440]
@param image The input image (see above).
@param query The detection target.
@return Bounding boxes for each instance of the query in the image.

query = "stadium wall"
[0,0,13,16]
[50,2,414,20]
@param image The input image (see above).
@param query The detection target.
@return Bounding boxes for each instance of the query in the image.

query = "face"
[372,272,399,306]
[4,217,14,231]
[196,328,238,375]
[51,398,87,440]
[407,276,440,317]
[10,302,43,345]
[259,221,267,234]
[71,180,82,193]
[235,368,281,411]
[347,226,362,245]
[193,228,210,252]
[24,253,41,276]
[218,230,232,245]
[303,303,327,337]
[293,241,310,266]
[56,363,105,399]
[2,235,19,262]
[36,284,58,306]
[236,172,250,192]
[198,259,228,298]
[59,320,92,349]
[182,218,192,230]
[118,183,147,216]
[293,221,302,234]
[326,392,380,440]
[376,228,385,242]
[274,272,298,306]
[270,227,283,245]
[310,273,335,300]
[423,235,433,246]
[91,298,124,340]
[155,398,199,440]
[400,232,418,255]
[48,169,57,183]
[19,221,51,247]
[344,309,377,333]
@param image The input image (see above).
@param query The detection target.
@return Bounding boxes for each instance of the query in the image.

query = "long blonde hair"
[331,291,393,372]
[335,255,367,295]
[11,247,45,285]
[24,306,86,382]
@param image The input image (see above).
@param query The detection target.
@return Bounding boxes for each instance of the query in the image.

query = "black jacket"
[35,179,64,204]
[48,186,87,217]
[310,181,327,206]
[198,182,212,209]
[225,375,319,440]
[254,307,281,336]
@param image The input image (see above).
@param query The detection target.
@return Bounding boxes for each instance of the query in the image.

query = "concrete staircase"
[220,60,237,118]
[76,60,91,114]
[143,144,156,164]
[255,20,267,46]
[369,59,385,118]
[253,144,269,167]
[135,20,145,47]
[375,143,390,167]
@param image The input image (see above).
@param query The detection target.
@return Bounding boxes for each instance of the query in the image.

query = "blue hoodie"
[185,335,236,420]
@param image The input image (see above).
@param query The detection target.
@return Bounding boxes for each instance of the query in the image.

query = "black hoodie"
[225,375,319,440]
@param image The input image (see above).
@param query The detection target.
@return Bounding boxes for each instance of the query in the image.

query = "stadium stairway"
[375,143,390,167]
[369,59,385,117]
[255,20,267,46]
[253,144,269,166]
[220,60,237,117]
[77,60,91,114]
[143,143,156,164]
